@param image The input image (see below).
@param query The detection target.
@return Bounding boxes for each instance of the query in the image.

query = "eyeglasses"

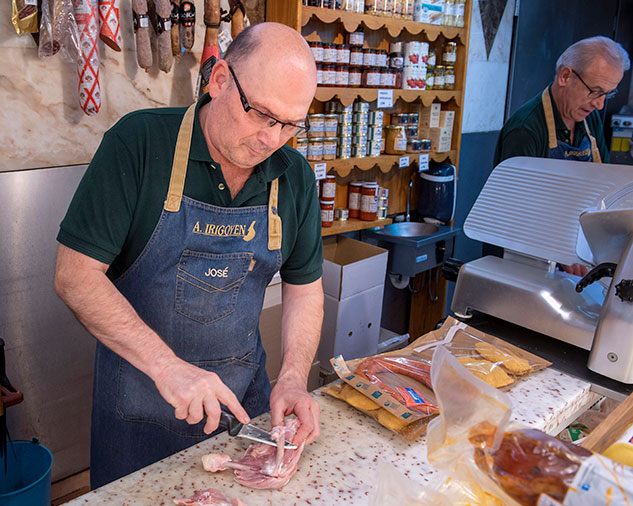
[227,65,310,137]
[571,69,618,99]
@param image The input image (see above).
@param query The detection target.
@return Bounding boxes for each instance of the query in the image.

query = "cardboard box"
[319,236,388,370]
[322,236,388,299]
[419,103,441,128]
[439,110,455,129]
[429,126,452,152]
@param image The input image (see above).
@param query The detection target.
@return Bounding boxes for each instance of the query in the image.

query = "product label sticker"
[563,454,633,505]
[536,494,564,506]
[399,156,410,168]
[419,153,430,172]
[377,89,394,109]
[396,387,429,408]
[313,162,327,180]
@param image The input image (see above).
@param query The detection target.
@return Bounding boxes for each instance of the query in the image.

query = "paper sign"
[377,89,394,109]
[314,163,327,180]
[418,153,430,172]
[399,156,410,168]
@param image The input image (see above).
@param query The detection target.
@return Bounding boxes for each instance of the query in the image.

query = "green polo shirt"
[493,86,609,167]
[57,93,323,285]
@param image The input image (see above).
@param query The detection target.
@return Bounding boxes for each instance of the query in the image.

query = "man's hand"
[153,358,250,434]
[562,263,589,277]
[269,378,320,446]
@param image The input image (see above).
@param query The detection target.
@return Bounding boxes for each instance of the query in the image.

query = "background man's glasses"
[571,68,618,99]
[228,65,310,137]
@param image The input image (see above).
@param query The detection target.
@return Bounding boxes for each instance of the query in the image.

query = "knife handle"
[218,409,243,437]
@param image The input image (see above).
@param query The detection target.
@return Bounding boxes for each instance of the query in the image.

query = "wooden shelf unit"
[267,0,473,337]
[321,217,392,237]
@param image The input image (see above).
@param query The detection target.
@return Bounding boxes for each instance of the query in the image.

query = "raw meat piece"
[202,418,305,490]
[201,453,232,472]
[174,487,245,506]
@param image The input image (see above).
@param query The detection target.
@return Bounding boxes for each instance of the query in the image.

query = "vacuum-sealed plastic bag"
[427,346,633,506]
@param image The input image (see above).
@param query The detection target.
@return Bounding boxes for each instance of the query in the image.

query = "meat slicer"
[451,157,633,383]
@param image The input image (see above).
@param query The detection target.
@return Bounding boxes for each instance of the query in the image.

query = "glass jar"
[323,137,338,160]
[323,64,337,86]
[321,174,337,199]
[307,137,324,161]
[443,42,457,64]
[377,49,388,67]
[360,182,379,221]
[362,67,381,88]
[316,63,324,86]
[348,181,363,218]
[384,125,407,154]
[426,67,435,89]
[348,29,364,47]
[427,48,437,68]
[337,44,351,65]
[324,114,338,135]
[434,65,445,90]
[364,0,384,15]
[454,0,465,27]
[320,200,334,227]
[336,65,349,86]
[308,114,325,137]
[362,48,375,68]
[323,43,337,63]
[444,65,455,90]
[309,41,324,63]
[443,0,455,26]
[389,50,404,70]
[394,68,403,88]
[420,138,432,152]
[350,46,364,66]
[406,138,422,153]
[296,138,308,157]
[391,113,408,125]
[348,66,362,87]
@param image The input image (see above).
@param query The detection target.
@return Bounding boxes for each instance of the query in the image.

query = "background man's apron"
[90,104,283,488]
[541,89,602,163]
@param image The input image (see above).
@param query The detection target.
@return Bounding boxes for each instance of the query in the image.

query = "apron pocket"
[115,350,260,438]
[175,250,253,324]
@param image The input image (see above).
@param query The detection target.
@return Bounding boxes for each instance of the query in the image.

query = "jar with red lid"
[321,174,336,200]
[308,41,324,63]
[320,200,334,227]
[316,63,324,86]
[348,29,364,47]
[348,181,363,218]
[323,43,337,64]
[377,49,388,67]
[362,48,374,68]
[336,44,351,65]
[362,67,381,88]
[335,65,349,87]
[323,64,337,86]
[348,66,362,87]
[360,182,379,221]
[350,46,364,66]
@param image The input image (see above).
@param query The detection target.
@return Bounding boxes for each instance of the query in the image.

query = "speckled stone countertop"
[65,368,600,506]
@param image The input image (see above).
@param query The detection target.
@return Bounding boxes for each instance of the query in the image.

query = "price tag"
[399,156,410,168]
[314,163,327,180]
[418,153,430,172]
[377,89,394,109]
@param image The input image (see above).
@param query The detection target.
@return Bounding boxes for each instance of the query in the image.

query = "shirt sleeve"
[279,162,323,285]
[493,127,543,167]
[57,128,142,265]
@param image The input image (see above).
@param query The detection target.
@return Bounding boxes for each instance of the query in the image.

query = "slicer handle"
[575,262,617,293]
[218,409,243,436]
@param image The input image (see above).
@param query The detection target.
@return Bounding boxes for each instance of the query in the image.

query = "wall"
[0,0,264,173]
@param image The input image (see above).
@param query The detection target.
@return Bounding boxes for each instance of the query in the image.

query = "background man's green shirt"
[493,87,610,167]
[57,94,323,284]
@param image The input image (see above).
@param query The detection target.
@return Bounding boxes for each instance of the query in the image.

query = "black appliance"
[417,161,456,224]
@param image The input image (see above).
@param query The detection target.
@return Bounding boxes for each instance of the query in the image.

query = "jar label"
[321,209,334,223]
[361,194,378,213]
[395,136,407,151]
[349,71,362,86]
[350,52,363,66]
[322,181,336,197]
[348,192,361,209]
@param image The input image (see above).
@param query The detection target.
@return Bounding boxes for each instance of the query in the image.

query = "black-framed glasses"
[571,69,618,99]
[227,65,310,137]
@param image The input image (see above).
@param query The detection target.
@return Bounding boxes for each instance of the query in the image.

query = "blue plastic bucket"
[0,439,53,506]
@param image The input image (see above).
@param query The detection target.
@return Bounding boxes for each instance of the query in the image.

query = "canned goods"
[391,113,408,125]
[408,113,419,124]
[406,138,422,153]
[403,66,419,89]
[406,126,418,138]
[352,122,368,136]
[338,122,353,136]
[352,143,367,158]
[334,208,349,221]
[378,196,388,207]
[353,134,368,145]
[337,143,352,159]
[296,138,308,158]
[353,101,370,113]
[323,114,338,135]
[367,140,382,157]
[367,126,383,141]
[377,206,388,219]
[420,138,432,151]
[404,41,420,66]
[368,110,384,125]
[353,111,369,123]
[378,186,389,198]
[339,111,353,123]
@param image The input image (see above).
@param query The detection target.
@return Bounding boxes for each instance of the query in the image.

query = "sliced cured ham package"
[327,317,550,441]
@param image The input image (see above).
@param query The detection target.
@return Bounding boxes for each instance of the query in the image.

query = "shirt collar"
[189,93,292,183]
[548,85,586,137]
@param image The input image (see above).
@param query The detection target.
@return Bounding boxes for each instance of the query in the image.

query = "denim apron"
[541,88,602,163]
[90,104,282,488]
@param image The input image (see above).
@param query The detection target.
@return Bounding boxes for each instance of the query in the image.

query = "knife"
[218,410,297,450]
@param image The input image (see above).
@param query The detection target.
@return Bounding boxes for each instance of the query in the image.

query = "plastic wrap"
[427,346,633,506]
[39,0,79,61]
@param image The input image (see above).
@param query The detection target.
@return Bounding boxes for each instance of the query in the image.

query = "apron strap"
[541,88,559,150]
[164,103,197,212]
[268,178,282,251]
[583,119,602,163]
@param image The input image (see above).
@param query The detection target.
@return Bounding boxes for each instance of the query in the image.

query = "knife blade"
[219,410,297,450]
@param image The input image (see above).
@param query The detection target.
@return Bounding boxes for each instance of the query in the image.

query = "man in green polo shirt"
[54,22,323,488]
[494,36,630,167]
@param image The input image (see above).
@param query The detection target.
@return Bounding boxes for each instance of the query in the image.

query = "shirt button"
[218,183,225,190]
